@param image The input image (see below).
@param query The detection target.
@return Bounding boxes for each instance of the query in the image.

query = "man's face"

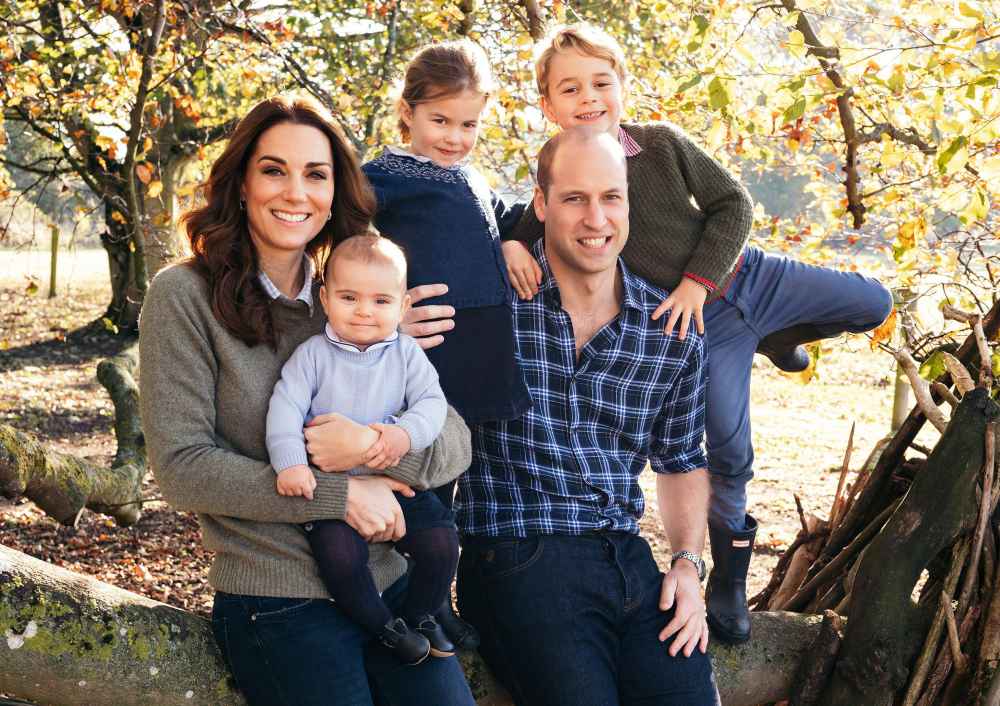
[534,138,628,278]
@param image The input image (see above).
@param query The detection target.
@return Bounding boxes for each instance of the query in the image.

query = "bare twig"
[942,592,967,673]
[930,382,961,408]
[893,348,949,433]
[941,352,975,395]
[795,493,808,533]
[829,422,855,528]
[957,422,996,619]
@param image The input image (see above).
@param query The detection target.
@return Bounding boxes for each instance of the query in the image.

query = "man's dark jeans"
[457,532,720,706]
[211,573,475,706]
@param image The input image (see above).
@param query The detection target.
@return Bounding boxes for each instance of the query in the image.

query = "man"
[453,127,719,706]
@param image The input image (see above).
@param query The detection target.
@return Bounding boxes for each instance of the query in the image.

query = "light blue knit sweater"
[266,324,447,474]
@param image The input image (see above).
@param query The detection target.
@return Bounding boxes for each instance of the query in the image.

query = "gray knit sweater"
[139,263,472,598]
[509,122,753,299]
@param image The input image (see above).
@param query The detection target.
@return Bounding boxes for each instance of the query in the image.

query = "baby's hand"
[502,241,542,300]
[651,277,708,341]
[364,423,411,470]
[276,464,317,500]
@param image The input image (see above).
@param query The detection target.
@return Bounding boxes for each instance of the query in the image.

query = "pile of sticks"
[750,302,1000,706]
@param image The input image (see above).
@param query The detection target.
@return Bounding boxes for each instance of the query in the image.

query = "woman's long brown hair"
[183,94,375,348]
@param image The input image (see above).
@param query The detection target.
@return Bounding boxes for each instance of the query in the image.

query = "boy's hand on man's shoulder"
[652,277,708,341]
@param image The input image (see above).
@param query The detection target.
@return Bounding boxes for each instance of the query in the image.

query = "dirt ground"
[0,257,903,618]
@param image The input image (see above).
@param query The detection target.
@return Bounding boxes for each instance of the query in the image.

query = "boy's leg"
[740,247,892,350]
[701,296,760,645]
[303,520,393,635]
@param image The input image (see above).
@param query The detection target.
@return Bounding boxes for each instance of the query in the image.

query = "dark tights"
[305,519,459,635]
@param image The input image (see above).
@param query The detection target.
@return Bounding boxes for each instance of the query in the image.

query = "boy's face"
[540,50,624,137]
[320,257,410,349]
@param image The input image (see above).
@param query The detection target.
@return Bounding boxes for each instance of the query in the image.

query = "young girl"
[362,40,531,648]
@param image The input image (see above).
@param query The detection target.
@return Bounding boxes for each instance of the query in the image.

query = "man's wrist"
[671,550,707,581]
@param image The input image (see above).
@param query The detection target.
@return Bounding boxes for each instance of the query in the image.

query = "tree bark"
[820,388,1000,706]
[0,544,823,706]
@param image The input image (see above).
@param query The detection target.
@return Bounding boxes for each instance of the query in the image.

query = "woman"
[139,94,476,706]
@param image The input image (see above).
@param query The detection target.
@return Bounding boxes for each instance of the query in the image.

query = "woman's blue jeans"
[211,574,475,706]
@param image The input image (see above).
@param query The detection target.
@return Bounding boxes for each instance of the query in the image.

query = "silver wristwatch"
[671,550,706,581]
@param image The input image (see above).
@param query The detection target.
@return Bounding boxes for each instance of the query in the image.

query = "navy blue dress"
[362,150,531,425]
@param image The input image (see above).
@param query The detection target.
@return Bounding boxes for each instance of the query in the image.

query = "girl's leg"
[211,591,374,706]
[395,526,460,622]
[304,519,392,635]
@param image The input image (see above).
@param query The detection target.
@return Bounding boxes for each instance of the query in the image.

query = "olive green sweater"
[139,263,471,598]
[509,122,753,299]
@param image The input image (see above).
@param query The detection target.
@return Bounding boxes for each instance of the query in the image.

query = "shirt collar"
[386,145,469,168]
[531,239,644,313]
[618,125,642,157]
[324,323,399,353]
[258,256,316,314]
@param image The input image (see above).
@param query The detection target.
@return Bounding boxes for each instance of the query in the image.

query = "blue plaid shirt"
[456,241,707,537]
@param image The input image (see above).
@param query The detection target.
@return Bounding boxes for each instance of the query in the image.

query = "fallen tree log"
[0,544,823,706]
[0,348,143,527]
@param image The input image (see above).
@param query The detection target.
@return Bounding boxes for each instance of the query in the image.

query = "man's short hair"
[536,127,627,199]
[324,232,407,285]
[534,23,628,98]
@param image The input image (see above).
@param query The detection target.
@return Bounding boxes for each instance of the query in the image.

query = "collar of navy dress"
[257,256,316,315]
[362,149,518,310]
[456,238,709,538]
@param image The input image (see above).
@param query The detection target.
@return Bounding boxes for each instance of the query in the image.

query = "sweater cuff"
[396,418,429,453]
[683,272,717,292]
[269,446,310,474]
[304,472,349,521]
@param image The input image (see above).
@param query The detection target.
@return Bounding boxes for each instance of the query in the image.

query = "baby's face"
[320,258,408,348]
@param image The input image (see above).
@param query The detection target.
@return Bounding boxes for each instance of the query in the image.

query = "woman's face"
[241,122,335,261]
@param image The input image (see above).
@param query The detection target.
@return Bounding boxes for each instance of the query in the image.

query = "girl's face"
[401,89,487,168]
[241,122,335,261]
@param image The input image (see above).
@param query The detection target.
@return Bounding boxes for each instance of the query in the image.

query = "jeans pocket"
[249,597,322,624]
[476,536,545,582]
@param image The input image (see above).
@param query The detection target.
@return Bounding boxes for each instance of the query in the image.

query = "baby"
[266,233,458,666]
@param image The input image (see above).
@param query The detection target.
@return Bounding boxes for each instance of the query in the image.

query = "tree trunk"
[820,387,999,706]
[0,542,823,706]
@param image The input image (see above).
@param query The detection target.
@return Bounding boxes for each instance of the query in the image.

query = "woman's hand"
[651,277,708,341]
[400,284,455,350]
[305,413,380,471]
[502,240,542,300]
[346,476,416,543]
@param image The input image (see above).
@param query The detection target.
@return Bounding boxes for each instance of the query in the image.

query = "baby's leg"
[304,519,392,635]
[395,526,459,622]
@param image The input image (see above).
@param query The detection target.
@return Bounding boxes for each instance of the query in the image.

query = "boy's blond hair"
[534,23,628,98]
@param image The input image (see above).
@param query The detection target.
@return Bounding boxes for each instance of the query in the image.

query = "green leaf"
[708,76,730,111]
[937,136,968,173]
[919,350,948,381]
[101,317,119,335]
[693,15,709,34]
[675,74,702,94]
[515,163,529,183]
[782,96,806,124]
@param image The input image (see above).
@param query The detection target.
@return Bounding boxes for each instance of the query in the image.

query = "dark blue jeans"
[211,574,475,706]
[457,532,720,706]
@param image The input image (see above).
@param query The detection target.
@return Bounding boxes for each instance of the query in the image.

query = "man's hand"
[346,476,415,543]
[658,560,709,656]
[502,240,542,300]
[276,464,317,500]
[400,283,455,350]
[365,423,411,470]
[305,413,380,471]
[651,277,708,341]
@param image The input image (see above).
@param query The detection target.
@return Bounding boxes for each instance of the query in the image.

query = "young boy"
[266,234,458,665]
[501,23,893,644]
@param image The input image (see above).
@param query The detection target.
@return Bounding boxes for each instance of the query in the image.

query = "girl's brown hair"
[183,94,375,348]
[396,40,495,140]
